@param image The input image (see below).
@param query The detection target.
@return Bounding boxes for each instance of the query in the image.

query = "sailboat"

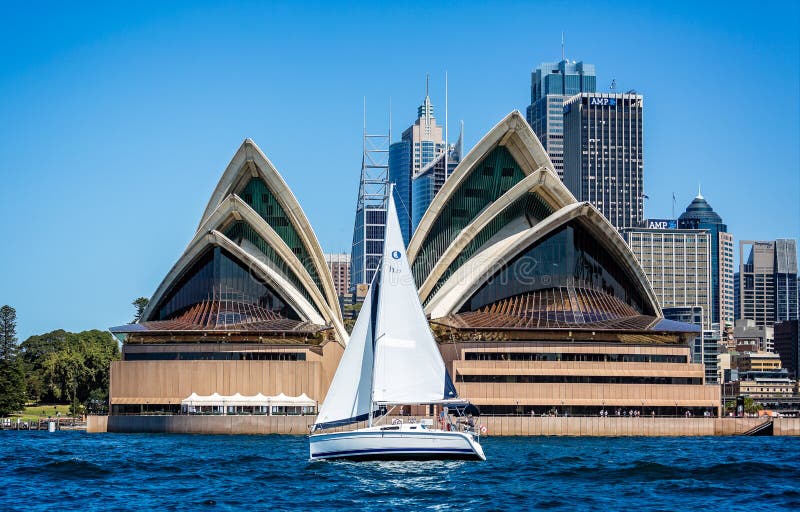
[309,187,486,461]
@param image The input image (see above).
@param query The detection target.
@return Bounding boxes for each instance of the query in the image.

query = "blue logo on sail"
[391,250,401,260]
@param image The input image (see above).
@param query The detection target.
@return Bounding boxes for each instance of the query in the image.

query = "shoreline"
[86,415,800,436]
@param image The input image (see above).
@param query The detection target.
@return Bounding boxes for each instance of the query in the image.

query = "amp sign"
[646,219,677,229]
[589,97,616,107]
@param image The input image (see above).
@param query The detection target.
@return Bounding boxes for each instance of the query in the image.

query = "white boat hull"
[309,424,485,461]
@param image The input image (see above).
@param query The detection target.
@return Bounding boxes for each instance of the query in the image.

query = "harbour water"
[1,431,798,511]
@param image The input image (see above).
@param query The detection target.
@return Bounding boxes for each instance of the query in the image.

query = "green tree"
[0,305,26,416]
[20,329,68,403]
[132,297,149,323]
[21,329,120,405]
[0,305,19,359]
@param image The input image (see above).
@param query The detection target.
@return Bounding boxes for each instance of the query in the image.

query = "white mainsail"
[372,191,457,404]
[313,187,456,429]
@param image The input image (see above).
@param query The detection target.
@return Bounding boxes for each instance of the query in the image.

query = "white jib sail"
[372,190,457,404]
[313,277,376,428]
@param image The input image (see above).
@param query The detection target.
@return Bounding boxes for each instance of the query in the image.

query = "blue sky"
[0,1,798,340]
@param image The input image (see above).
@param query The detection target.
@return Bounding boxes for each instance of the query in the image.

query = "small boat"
[309,187,485,461]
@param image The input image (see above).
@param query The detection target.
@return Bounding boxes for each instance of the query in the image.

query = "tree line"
[0,305,121,417]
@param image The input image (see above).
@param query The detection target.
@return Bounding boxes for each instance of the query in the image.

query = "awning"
[180,392,317,407]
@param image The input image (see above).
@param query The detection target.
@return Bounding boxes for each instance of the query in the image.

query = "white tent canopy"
[181,392,317,407]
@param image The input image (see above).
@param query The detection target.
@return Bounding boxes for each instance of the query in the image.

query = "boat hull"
[309,426,485,461]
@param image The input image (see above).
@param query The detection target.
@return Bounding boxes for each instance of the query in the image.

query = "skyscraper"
[389,78,446,244]
[563,92,644,229]
[389,77,453,244]
[623,225,714,377]
[526,60,596,179]
[350,111,389,289]
[411,127,462,232]
[678,193,734,334]
[739,239,799,328]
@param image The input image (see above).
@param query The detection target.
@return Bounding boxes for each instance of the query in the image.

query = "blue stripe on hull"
[311,447,479,461]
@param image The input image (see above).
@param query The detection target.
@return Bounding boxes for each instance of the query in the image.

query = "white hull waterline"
[309,423,486,461]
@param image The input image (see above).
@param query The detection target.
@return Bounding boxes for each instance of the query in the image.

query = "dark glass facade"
[464,352,687,363]
[152,247,299,321]
[424,191,554,305]
[350,206,386,288]
[460,220,652,315]
[125,351,307,361]
[412,145,526,287]
[223,220,316,310]
[389,140,412,245]
[457,375,702,385]
[240,178,323,292]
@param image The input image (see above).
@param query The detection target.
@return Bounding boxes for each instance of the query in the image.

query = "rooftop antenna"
[561,31,565,61]
[445,71,449,179]
[610,78,617,91]
[697,184,703,199]
[672,192,676,219]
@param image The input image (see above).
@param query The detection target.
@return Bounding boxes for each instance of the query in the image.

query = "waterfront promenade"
[87,414,800,436]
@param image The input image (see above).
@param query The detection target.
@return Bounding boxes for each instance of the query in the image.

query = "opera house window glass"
[153,247,299,322]
[461,221,652,315]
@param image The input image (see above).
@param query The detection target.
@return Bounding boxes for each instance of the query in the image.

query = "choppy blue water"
[0,431,798,511]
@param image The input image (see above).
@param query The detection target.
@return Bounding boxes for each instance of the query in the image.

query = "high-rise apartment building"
[563,93,644,229]
[526,60,596,179]
[739,239,799,328]
[324,253,351,299]
[389,78,447,244]
[678,193,734,334]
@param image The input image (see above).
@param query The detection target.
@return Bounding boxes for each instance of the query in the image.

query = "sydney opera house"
[107,111,718,427]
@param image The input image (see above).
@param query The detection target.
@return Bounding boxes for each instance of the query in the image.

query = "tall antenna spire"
[426,73,430,98]
[445,71,449,181]
[561,31,565,61]
[697,184,703,199]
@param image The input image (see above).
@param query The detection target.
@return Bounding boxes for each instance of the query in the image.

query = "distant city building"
[563,92,644,229]
[525,60,596,179]
[734,318,774,353]
[405,111,718,415]
[730,370,794,401]
[389,77,450,245]
[623,228,712,325]
[738,239,799,328]
[734,271,740,320]
[774,320,799,379]
[662,306,704,362]
[411,130,462,232]
[350,116,390,289]
[324,253,351,299]
[735,350,782,372]
[625,225,715,382]
[678,193,734,335]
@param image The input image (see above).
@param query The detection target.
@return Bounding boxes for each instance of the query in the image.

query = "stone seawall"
[88,415,800,436]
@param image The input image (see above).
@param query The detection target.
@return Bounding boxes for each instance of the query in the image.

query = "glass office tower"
[526,60,596,179]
